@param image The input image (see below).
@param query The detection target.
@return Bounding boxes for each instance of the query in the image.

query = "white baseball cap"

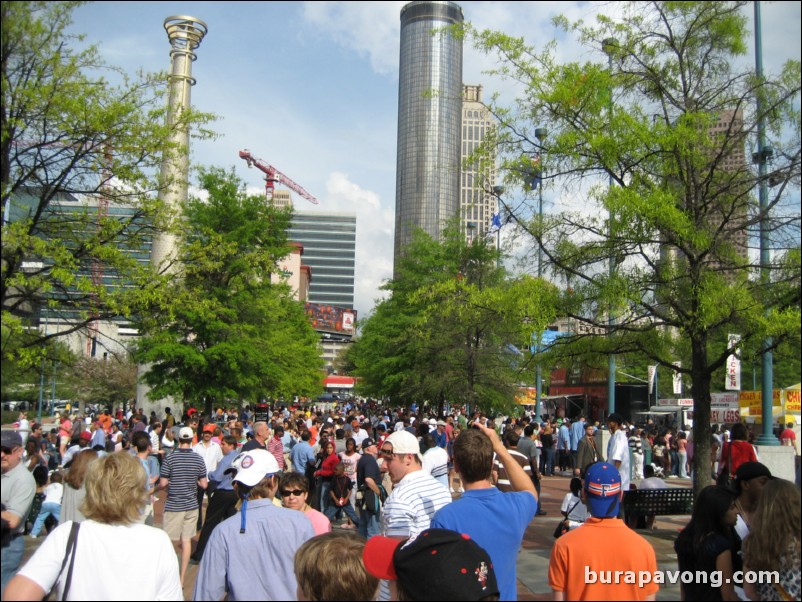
[225,449,280,487]
[385,430,424,462]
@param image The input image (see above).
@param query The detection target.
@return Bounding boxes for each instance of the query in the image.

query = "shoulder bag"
[553,501,580,539]
[45,522,80,601]
[716,445,732,489]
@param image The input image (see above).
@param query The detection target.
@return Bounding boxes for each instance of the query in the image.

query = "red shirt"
[720,440,757,476]
[315,452,340,479]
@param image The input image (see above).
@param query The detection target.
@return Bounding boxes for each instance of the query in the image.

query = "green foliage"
[134,168,324,408]
[351,222,560,415]
[1,1,217,367]
[63,354,137,409]
[459,1,801,495]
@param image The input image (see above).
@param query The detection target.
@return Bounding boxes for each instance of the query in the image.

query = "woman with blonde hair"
[60,449,98,524]
[4,452,182,601]
[295,531,378,601]
[742,478,801,601]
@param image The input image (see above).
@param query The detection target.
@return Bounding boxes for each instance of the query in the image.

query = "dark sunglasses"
[280,489,306,497]
[380,448,395,457]
[1,446,14,455]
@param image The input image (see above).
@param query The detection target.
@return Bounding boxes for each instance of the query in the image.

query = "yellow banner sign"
[739,389,801,415]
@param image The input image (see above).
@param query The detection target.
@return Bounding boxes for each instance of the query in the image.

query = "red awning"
[324,375,355,388]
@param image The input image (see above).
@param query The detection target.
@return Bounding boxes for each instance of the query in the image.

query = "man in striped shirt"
[378,430,451,601]
[267,425,286,470]
[159,426,208,586]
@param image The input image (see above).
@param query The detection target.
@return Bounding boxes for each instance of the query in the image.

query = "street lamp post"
[753,2,777,446]
[36,311,48,425]
[534,127,547,422]
[602,37,619,416]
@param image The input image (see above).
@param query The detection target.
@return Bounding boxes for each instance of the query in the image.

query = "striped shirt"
[422,446,449,479]
[494,448,531,492]
[267,436,285,470]
[160,448,207,512]
[380,469,452,601]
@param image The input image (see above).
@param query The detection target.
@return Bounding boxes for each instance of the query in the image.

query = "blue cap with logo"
[584,462,622,518]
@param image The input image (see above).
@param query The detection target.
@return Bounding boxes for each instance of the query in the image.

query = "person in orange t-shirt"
[549,462,659,601]
[97,410,113,435]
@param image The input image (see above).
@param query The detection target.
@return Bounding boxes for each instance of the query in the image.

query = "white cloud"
[302,1,406,76]
[324,172,394,318]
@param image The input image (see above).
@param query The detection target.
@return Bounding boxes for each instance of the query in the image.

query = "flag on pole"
[648,365,656,395]
[490,211,502,231]
[672,361,682,395]
[528,154,542,189]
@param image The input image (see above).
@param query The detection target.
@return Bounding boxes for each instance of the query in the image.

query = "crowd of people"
[1,401,799,601]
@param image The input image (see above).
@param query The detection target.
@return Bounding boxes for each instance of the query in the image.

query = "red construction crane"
[238,149,319,205]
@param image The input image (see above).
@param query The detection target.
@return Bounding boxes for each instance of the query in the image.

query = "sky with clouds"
[67,1,801,320]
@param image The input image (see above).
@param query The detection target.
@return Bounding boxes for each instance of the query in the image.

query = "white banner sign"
[648,365,656,395]
[711,408,742,423]
[672,361,682,395]
[726,333,741,391]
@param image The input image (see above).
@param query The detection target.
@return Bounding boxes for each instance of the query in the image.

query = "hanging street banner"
[725,333,741,391]
[648,365,656,395]
[672,361,682,395]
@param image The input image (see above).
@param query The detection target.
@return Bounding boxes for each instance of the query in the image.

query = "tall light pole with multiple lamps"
[752,3,777,446]
[534,127,547,422]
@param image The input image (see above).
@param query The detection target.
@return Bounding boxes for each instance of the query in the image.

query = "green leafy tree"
[351,223,559,416]
[134,168,323,412]
[1,1,216,368]
[63,354,137,412]
[458,1,801,495]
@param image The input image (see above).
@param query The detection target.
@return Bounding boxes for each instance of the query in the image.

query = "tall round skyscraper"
[394,1,464,272]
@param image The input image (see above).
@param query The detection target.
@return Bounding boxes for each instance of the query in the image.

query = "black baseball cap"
[363,529,499,601]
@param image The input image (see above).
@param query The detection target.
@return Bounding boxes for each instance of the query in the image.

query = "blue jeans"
[669,450,679,476]
[1,535,25,596]
[31,501,61,536]
[325,501,359,524]
[545,448,556,476]
[319,480,332,515]
[358,508,381,539]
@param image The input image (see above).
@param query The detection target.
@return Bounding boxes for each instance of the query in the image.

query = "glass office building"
[289,212,356,309]
[394,1,464,272]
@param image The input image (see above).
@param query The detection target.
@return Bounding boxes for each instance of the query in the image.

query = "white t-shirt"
[638,477,667,490]
[18,417,30,445]
[43,482,64,505]
[560,492,588,523]
[192,441,222,475]
[351,429,369,448]
[607,428,631,492]
[422,446,449,482]
[18,520,182,600]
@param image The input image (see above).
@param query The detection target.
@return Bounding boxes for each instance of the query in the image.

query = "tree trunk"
[690,336,713,501]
